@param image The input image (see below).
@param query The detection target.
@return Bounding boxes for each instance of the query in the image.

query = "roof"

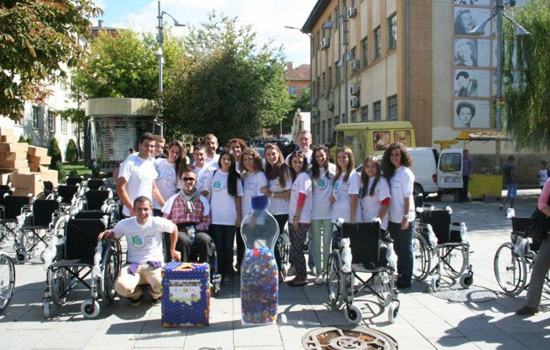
[285,64,311,81]
[302,0,331,33]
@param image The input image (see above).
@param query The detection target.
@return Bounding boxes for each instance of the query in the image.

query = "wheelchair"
[81,188,119,226]
[0,186,14,245]
[0,250,15,313]
[1,195,32,248]
[85,178,106,191]
[65,176,84,186]
[413,205,474,292]
[327,220,400,324]
[42,218,121,318]
[52,184,85,214]
[493,215,550,296]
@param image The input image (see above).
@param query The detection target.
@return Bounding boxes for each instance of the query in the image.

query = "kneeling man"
[98,196,181,305]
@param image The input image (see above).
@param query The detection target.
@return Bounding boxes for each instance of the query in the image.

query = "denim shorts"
[506,183,517,198]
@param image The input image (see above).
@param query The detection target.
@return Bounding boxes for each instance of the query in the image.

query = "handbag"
[526,208,550,242]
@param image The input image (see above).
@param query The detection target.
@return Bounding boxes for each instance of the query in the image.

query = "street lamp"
[157,0,184,136]
[468,0,530,131]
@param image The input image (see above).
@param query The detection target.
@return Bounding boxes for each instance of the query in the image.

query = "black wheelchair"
[1,195,32,249]
[327,221,400,324]
[413,205,474,292]
[52,184,84,214]
[42,218,121,318]
[85,178,106,191]
[0,186,15,245]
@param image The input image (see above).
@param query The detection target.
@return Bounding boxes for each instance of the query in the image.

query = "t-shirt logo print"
[132,235,145,248]
[317,178,328,189]
[213,181,223,191]
[139,173,152,184]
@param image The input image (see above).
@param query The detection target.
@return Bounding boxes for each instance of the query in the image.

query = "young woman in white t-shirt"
[236,149,268,273]
[228,138,247,173]
[309,145,336,284]
[260,143,291,281]
[359,156,390,231]
[203,150,243,284]
[153,140,186,216]
[287,151,313,287]
[330,147,361,224]
[382,143,416,289]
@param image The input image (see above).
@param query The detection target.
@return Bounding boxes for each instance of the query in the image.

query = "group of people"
[102,130,419,306]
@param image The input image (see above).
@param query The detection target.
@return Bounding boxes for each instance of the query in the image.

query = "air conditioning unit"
[321,37,330,50]
[328,102,335,111]
[311,109,318,117]
[350,96,359,109]
[322,90,330,99]
[350,83,360,96]
[311,98,318,107]
[351,59,360,71]
[348,6,357,19]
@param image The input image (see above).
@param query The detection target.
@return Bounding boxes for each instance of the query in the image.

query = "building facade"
[285,62,311,97]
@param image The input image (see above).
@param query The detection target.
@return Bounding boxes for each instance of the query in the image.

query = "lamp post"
[468,0,530,131]
[156,0,184,137]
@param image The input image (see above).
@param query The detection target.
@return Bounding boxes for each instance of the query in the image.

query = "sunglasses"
[182,177,196,182]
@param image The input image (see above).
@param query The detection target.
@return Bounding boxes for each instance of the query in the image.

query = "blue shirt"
[463,156,473,176]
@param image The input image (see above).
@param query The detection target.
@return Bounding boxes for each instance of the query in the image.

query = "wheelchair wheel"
[345,303,362,324]
[429,273,441,293]
[373,271,393,307]
[21,230,39,257]
[81,298,100,319]
[494,242,526,296]
[49,268,67,306]
[43,298,52,318]
[327,251,344,310]
[101,242,120,303]
[412,232,431,281]
[440,245,467,279]
[0,253,16,313]
[459,272,474,289]
[388,301,399,324]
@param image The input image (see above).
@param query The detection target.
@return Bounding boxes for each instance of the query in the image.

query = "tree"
[0,0,102,119]
[503,0,550,149]
[48,137,62,169]
[270,87,311,136]
[65,138,78,164]
[163,12,292,142]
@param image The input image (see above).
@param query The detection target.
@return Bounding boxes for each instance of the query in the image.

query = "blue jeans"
[388,221,415,284]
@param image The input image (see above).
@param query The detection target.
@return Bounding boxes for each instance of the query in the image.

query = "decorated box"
[161,262,210,327]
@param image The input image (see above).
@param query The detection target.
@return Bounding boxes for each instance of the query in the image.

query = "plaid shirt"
[163,195,210,232]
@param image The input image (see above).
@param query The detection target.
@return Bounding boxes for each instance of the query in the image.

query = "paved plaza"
[0,189,549,350]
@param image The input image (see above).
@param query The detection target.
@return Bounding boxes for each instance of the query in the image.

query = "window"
[334,115,340,127]
[374,27,381,60]
[373,101,381,120]
[47,110,55,132]
[388,14,397,51]
[361,37,368,66]
[351,110,357,123]
[361,105,369,121]
[61,118,67,134]
[32,106,40,129]
[334,63,340,84]
[388,95,398,120]
[327,118,333,143]
[322,121,326,143]
[439,153,462,172]
[288,86,297,95]
[328,66,332,89]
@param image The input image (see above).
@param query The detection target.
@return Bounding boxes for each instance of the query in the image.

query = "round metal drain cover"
[302,327,398,350]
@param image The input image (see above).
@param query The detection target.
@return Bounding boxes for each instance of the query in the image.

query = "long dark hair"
[361,156,382,197]
[166,140,187,180]
[335,147,355,183]
[264,143,289,188]
[311,145,330,180]
[217,150,240,197]
[239,149,264,175]
[288,151,308,182]
[381,142,413,181]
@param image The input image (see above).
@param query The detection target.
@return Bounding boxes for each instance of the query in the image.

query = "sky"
[93,0,317,66]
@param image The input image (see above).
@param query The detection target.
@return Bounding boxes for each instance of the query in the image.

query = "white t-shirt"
[540,169,549,187]
[389,166,416,223]
[192,163,216,193]
[310,163,337,220]
[289,172,313,224]
[360,177,391,230]
[241,171,268,218]
[331,170,362,223]
[267,168,292,215]
[118,154,158,217]
[113,216,175,264]
[205,154,220,168]
[205,170,243,226]
[153,158,179,210]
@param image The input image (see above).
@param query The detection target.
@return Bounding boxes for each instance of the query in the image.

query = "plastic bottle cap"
[251,195,269,210]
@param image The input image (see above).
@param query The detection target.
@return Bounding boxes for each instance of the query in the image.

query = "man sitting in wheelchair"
[98,196,181,306]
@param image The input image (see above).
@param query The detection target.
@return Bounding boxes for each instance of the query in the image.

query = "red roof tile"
[285,64,311,81]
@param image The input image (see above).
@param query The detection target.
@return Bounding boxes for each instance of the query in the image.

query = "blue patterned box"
[161,262,210,327]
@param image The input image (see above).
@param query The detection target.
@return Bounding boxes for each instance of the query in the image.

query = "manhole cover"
[431,284,499,303]
[302,327,398,350]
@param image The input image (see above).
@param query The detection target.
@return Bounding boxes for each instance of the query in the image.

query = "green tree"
[65,139,78,164]
[503,0,550,149]
[270,87,311,136]
[0,0,102,119]
[48,137,62,169]
[163,12,292,142]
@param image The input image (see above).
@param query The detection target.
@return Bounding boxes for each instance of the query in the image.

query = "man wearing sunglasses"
[161,169,213,263]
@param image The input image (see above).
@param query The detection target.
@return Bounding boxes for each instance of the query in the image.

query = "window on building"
[334,115,340,127]
[288,86,297,95]
[327,118,333,143]
[374,26,381,60]
[328,66,332,89]
[374,101,382,120]
[351,110,357,123]
[388,14,397,51]
[317,76,321,98]
[322,72,326,92]
[361,105,369,121]
[322,121,326,143]
[335,62,340,84]
[32,106,40,129]
[47,110,55,132]
[61,118,67,134]
[388,95,398,120]
[361,37,368,66]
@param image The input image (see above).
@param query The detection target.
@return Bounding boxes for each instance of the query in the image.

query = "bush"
[48,137,62,169]
[65,139,78,164]
[69,168,79,178]
[56,161,66,180]
[17,135,33,145]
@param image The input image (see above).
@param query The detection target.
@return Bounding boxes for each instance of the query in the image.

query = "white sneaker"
[314,274,324,285]
[287,266,296,276]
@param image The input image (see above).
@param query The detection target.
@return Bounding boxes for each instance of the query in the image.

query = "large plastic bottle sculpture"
[240,195,279,325]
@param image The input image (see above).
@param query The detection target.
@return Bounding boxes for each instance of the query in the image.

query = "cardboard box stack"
[0,127,58,195]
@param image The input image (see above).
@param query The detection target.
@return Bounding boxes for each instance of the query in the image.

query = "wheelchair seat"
[65,177,83,186]
[86,179,105,191]
[2,195,31,221]
[341,222,387,270]
[27,199,60,228]
[56,185,80,205]
[85,190,111,211]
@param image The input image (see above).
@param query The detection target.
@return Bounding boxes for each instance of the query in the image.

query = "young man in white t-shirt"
[286,130,313,166]
[204,133,220,167]
[117,132,165,218]
[98,196,180,306]
[189,146,216,196]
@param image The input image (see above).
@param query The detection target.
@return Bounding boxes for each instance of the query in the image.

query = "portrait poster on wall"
[454,38,491,67]
[454,99,491,129]
[454,69,491,98]
[454,8,492,36]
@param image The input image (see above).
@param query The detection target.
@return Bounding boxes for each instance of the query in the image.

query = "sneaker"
[151,297,161,306]
[129,296,142,306]
[516,306,538,316]
[499,204,504,210]
[287,266,296,276]
[314,274,324,285]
